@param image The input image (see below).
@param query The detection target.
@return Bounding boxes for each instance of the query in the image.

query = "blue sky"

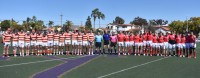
[0,0,200,27]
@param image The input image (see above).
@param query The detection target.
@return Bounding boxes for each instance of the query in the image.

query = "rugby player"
[64,29,71,55]
[88,30,95,55]
[18,30,25,56]
[42,32,48,55]
[77,31,83,55]
[71,29,78,55]
[12,30,19,57]
[59,31,65,55]
[25,31,31,56]
[124,31,130,55]
[180,33,186,57]
[129,32,135,55]
[142,31,148,56]
[53,30,60,55]
[82,31,89,55]
[117,31,125,55]
[30,29,37,55]
[163,32,169,56]
[37,30,43,56]
[134,32,140,56]
[2,28,12,57]
[47,29,54,55]
[152,33,158,56]
[168,31,176,56]
[189,32,196,59]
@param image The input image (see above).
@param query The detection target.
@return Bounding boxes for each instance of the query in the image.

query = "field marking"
[97,56,170,78]
[0,55,90,68]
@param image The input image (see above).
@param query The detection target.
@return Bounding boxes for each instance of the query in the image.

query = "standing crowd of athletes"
[2,28,197,59]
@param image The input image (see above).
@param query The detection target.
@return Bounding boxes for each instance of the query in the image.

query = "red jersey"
[176,35,181,43]
[3,33,12,42]
[158,36,163,43]
[169,34,175,40]
[60,34,65,42]
[25,35,31,42]
[124,35,129,42]
[47,32,54,41]
[163,35,169,42]
[77,35,82,42]
[181,36,185,43]
[18,33,25,41]
[82,34,88,41]
[189,35,196,43]
[30,33,37,41]
[143,33,148,41]
[147,34,153,41]
[117,34,125,42]
[152,36,157,43]
[139,36,143,43]
[42,36,48,42]
[134,35,140,43]
[88,33,95,42]
[12,34,18,42]
[129,35,134,41]
[65,32,71,40]
[54,34,60,41]
[37,34,43,42]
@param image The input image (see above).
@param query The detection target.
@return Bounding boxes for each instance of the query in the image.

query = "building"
[153,26,170,35]
[107,24,140,34]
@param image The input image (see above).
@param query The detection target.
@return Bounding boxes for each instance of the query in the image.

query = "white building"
[107,24,140,33]
[153,26,170,35]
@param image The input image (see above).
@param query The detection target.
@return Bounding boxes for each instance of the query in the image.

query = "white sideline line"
[97,56,170,78]
[0,55,89,68]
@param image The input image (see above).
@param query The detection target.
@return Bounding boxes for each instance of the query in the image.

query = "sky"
[0,0,200,27]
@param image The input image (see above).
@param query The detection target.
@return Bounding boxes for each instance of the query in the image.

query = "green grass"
[61,44,200,78]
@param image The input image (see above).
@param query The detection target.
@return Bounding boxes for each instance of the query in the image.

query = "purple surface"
[33,55,98,78]
[0,56,8,60]
[45,56,68,62]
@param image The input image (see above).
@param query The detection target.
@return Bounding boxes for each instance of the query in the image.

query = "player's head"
[191,32,194,35]
[32,29,35,33]
[26,31,30,35]
[97,31,100,35]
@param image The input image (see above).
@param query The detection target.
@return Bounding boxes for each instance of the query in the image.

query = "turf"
[61,44,200,78]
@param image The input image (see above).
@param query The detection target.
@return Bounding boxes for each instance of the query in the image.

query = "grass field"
[0,37,199,78]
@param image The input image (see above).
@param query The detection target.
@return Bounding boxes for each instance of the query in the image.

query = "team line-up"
[2,28,197,59]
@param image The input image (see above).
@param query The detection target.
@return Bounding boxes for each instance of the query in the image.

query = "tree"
[48,21,54,28]
[169,20,184,33]
[113,16,125,24]
[188,17,200,34]
[0,20,11,31]
[64,20,73,31]
[130,17,148,26]
[85,16,92,30]
[91,8,99,29]
[97,11,105,28]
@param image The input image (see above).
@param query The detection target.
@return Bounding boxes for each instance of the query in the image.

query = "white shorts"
[163,42,169,49]
[48,40,54,46]
[139,42,143,46]
[143,41,147,46]
[181,43,186,49]
[77,41,82,45]
[54,41,59,46]
[176,44,182,48]
[59,42,65,46]
[190,43,196,48]
[25,42,30,47]
[124,42,130,47]
[4,42,11,47]
[82,41,88,46]
[12,41,18,47]
[152,43,158,48]
[147,41,152,46]
[157,43,164,47]
[72,40,78,45]
[37,41,43,46]
[118,42,124,46]
[31,41,37,46]
[135,42,140,46]
[129,41,134,46]
[43,42,48,46]
[65,40,71,44]
[168,44,176,49]
[18,41,25,48]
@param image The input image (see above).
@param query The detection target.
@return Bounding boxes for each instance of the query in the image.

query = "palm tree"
[64,20,73,31]
[91,8,99,29]
[97,12,105,28]
[48,21,54,28]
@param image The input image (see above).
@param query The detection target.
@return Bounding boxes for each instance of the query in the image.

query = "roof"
[153,26,170,31]
[109,24,133,27]
[128,28,140,32]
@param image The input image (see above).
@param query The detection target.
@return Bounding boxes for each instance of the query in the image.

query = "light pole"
[186,17,188,33]
[60,14,63,31]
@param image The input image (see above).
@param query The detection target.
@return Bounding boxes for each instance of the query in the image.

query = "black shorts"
[95,42,101,48]
[104,40,109,45]
[110,42,117,47]
[169,40,176,44]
